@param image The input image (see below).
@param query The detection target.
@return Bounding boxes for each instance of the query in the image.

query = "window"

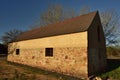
[16,49,20,55]
[45,48,53,57]
[97,26,100,41]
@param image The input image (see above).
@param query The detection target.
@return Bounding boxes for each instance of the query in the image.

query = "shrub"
[107,47,120,57]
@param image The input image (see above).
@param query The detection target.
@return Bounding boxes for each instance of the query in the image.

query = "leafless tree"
[79,6,91,15]
[29,19,41,29]
[100,10,120,46]
[1,29,23,45]
[29,4,76,29]
[40,4,63,26]
[29,4,120,46]
[79,7,120,46]
[62,8,76,19]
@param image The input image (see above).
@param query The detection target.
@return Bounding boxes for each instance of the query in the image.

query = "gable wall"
[7,32,88,78]
[88,13,107,76]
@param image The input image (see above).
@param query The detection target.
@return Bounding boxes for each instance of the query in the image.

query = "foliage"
[107,47,120,57]
[1,29,23,45]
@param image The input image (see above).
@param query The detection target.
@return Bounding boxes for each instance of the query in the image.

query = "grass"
[5,61,80,80]
[98,59,120,80]
[100,66,120,80]
[96,47,120,80]
[6,59,120,80]
[0,55,120,80]
[0,58,52,80]
[0,57,81,80]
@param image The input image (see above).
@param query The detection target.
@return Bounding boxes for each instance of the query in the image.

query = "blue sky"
[0,0,120,43]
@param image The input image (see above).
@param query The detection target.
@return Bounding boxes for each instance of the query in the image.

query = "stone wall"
[7,32,88,78]
[8,47,88,78]
[12,32,87,48]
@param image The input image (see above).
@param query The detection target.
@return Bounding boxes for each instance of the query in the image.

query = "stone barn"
[7,11,107,79]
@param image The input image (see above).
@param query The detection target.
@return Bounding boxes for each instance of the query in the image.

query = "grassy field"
[0,56,120,80]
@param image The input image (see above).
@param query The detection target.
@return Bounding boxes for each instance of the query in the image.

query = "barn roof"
[16,11,98,41]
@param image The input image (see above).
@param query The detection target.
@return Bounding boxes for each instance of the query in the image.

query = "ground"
[99,58,120,80]
[0,55,120,80]
[0,57,58,80]
[0,56,80,80]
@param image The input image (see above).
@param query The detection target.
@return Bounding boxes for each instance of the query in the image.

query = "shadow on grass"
[7,61,81,80]
[106,59,120,72]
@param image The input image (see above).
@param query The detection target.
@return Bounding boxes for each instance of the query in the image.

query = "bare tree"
[79,7,120,46]
[29,19,41,29]
[100,10,120,46]
[29,5,120,46]
[29,4,76,29]
[62,8,76,19]
[1,29,23,45]
[79,6,91,15]
[40,4,63,26]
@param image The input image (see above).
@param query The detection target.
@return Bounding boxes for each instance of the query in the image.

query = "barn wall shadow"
[0,44,8,57]
[106,59,120,72]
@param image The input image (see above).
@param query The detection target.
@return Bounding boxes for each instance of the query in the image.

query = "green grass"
[98,59,120,80]
[99,66,120,80]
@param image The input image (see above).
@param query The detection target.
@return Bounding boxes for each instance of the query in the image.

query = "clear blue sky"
[0,0,120,43]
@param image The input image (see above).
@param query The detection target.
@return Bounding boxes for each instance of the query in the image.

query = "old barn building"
[7,11,107,79]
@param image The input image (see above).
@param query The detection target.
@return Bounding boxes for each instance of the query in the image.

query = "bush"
[107,47,120,57]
